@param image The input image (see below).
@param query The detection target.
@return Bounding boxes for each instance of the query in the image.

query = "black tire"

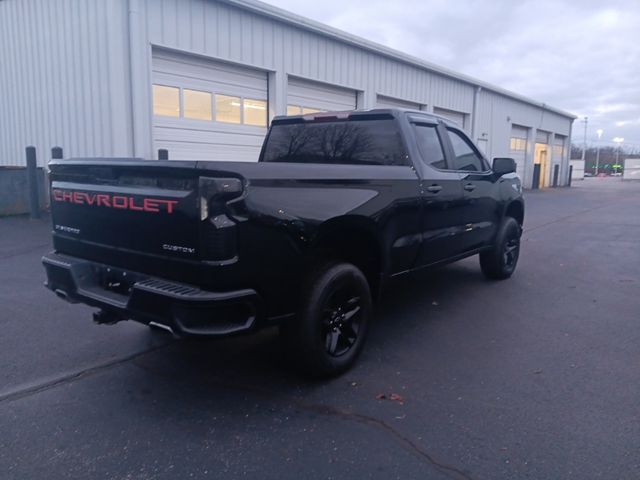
[281,261,373,378]
[480,217,522,280]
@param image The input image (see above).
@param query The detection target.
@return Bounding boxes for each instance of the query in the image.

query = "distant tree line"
[570,145,639,174]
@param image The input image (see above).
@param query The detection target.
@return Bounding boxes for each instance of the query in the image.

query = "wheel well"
[505,201,524,226]
[311,223,382,300]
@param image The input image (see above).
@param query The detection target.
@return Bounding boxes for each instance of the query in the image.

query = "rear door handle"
[464,183,476,192]
[426,184,443,193]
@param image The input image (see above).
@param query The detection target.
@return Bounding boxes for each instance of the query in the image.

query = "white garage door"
[376,95,421,110]
[433,107,467,130]
[152,50,268,162]
[287,78,356,115]
[509,125,529,179]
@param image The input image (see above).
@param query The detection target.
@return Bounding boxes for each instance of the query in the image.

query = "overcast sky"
[265,0,640,149]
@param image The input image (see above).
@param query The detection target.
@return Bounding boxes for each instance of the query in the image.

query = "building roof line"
[221,0,577,120]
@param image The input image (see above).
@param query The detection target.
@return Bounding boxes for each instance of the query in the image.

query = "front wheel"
[280,261,372,378]
[480,217,522,280]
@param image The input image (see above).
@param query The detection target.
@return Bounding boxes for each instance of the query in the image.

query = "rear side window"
[448,129,487,172]
[413,124,447,169]
[262,119,408,166]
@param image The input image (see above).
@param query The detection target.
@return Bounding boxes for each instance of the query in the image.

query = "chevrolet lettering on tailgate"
[51,189,178,214]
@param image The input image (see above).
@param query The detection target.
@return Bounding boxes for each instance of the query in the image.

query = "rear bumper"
[42,252,261,337]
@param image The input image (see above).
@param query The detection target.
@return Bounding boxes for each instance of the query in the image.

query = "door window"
[448,129,487,172]
[413,124,447,170]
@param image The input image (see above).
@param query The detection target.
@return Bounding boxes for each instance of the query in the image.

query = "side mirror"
[493,157,516,176]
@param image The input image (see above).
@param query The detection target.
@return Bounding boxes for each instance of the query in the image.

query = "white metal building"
[0,0,576,189]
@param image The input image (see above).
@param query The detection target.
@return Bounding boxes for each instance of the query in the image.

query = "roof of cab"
[271,108,460,127]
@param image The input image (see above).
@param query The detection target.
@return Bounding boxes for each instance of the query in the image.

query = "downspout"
[566,120,574,185]
[471,86,482,140]
[128,0,146,158]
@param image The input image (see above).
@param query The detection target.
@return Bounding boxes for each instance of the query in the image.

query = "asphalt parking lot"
[1,177,638,480]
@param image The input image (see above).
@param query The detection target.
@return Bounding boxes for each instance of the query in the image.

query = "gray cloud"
[265,0,640,149]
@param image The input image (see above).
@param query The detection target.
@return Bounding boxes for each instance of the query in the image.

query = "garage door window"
[244,99,267,127]
[153,85,180,117]
[183,89,212,121]
[510,138,527,151]
[287,105,325,116]
[216,94,242,124]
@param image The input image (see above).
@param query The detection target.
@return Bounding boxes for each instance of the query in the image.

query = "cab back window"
[261,119,408,166]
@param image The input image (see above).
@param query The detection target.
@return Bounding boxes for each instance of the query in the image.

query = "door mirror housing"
[492,157,517,176]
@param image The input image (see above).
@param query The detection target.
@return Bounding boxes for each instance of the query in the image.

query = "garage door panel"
[433,107,467,130]
[154,125,266,145]
[154,140,263,162]
[287,78,356,112]
[510,125,528,180]
[511,152,526,179]
[152,49,268,161]
[153,68,266,100]
[153,52,267,97]
[376,95,421,110]
[154,123,265,161]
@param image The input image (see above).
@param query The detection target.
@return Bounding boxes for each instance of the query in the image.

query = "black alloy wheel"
[480,216,522,280]
[280,261,372,377]
[503,234,520,271]
[322,283,363,357]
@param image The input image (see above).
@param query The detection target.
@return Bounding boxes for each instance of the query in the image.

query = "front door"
[410,121,466,266]
[443,127,500,251]
[535,143,549,188]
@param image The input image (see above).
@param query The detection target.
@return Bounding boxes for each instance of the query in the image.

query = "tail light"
[198,177,244,262]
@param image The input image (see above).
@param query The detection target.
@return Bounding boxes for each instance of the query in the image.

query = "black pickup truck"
[43,109,524,376]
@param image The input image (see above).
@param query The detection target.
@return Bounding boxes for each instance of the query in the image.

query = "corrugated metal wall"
[0,0,134,166]
[0,0,574,185]
[475,90,572,187]
[142,0,478,113]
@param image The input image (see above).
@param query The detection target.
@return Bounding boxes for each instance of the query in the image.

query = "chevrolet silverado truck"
[43,109,524,376]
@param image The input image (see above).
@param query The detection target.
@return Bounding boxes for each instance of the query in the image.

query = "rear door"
[442,127,500,251]
[408,119,466,266]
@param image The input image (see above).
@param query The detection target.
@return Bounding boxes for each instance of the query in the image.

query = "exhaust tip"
[54,289,69,300]
[149,321,178,337]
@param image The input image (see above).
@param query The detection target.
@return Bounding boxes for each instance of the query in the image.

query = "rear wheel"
[281,261,372,377]
[480,217,521,280]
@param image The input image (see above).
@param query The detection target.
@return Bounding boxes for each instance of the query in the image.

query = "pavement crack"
[136,371,476,480]
[0,343,170,404]
[297,402,476,480]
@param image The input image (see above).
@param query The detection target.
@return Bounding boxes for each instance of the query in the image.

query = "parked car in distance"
[42,109,524,376]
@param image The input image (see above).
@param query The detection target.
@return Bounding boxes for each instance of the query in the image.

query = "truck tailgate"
[48,160,232,264]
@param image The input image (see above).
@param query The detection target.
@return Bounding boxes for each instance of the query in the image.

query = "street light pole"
[580,116,588,163]
[613,137,624,175]
[595,129,603,175]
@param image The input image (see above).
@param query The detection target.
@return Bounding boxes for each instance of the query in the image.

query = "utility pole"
[580,116,588,163]
[595,129,603,175]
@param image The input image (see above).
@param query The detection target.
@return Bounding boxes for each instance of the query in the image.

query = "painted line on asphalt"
[0,342,171,404]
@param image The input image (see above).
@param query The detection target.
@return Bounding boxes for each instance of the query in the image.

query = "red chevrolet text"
[52,189,178,214]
